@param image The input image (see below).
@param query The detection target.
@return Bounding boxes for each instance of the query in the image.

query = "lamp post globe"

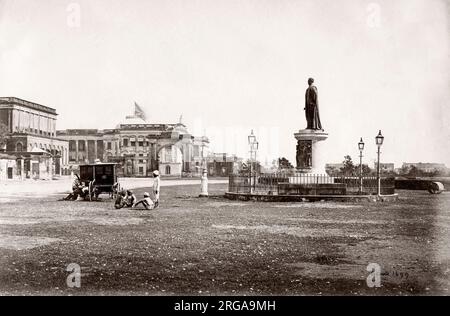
[248,130,256,146]
[358,137,365,151]
[376,130,384,147]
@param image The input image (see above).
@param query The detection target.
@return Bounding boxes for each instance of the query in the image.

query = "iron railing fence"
[228,173,395,195]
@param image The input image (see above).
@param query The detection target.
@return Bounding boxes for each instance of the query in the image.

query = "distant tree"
[398,165,411,176]
[271,159,278,170]
[407,165,419,177]
[326,166,340,177]
[361,164,372,176]
[0,123,9,152]
[353,163,372,176]
[242,159,261,174]
[433,169,450,177]
[340,155,356,176]
[278,157,294,170]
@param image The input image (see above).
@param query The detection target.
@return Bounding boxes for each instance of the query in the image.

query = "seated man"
[132,192,154,210]
[64,174,86,200]
[114,190,127,209]
[125,190,137,207]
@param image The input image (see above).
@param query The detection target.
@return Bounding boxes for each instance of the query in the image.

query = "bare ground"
[0,183,449,296]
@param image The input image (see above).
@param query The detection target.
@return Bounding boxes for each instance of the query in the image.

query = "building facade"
[0,153,18,180]
[401,162,447,174]
[207,153,243,177]
[0,97,69,179]
[374,163,395,173]
[57,109,209,178]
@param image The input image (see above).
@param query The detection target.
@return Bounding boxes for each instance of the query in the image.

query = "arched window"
[16,142,23,152]
[165,165,171,175]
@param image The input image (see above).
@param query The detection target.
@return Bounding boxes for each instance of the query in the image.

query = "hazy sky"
[1,0,449,167]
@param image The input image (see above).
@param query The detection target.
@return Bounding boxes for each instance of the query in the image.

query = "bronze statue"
[304,78,323,130]
[297,140,312,169]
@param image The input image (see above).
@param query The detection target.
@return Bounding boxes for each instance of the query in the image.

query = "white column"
[199,169,209,197]
[21,159,25,180]
[75,141,79,163]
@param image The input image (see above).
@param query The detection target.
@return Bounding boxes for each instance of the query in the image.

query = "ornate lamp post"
[248,130,258,193]
[358,137,365,194]
[375,130,384,196]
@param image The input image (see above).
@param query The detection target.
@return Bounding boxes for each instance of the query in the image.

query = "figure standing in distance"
[304,78,323,130]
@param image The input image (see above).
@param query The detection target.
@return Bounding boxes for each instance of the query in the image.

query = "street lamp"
[358,137,365,194]
[248,130,256,147]
[375,130,384,196]
[248,130,258,193]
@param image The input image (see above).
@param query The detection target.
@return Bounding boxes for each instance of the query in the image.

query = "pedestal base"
[294,129,329,174]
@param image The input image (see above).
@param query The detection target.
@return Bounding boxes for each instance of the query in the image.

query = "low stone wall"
[278,183,346,196]
[224,192,399,202]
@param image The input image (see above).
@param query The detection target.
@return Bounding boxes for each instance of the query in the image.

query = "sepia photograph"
[0,0,449,306]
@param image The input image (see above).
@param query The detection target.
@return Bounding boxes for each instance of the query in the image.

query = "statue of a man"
[304,78,323,130]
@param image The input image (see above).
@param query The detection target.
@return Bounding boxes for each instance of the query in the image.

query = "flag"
[134,102,146,121]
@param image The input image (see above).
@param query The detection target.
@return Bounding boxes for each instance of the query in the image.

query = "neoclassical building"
[57,106,209,177]
[0,97,69,179]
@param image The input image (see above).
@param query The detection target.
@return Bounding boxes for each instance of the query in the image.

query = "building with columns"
[56,106,209,178]
[0,97,69,179]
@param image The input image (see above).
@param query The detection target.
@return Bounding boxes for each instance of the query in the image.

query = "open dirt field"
[0,182,449,295]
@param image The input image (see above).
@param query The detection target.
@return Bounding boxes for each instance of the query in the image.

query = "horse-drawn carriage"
[78,163,121,200]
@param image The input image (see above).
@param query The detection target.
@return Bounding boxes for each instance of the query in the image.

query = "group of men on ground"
[66,169,161,210]
[114,189,156,210]
[115,170,160,210]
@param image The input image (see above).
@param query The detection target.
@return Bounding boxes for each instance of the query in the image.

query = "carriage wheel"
[111,184,118,199]
[115,183,121,199]
[428,182,443,194]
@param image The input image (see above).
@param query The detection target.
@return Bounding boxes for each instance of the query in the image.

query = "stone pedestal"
[294,129,329,174]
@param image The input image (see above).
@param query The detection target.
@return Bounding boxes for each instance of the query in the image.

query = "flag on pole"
[134,102,146,121]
